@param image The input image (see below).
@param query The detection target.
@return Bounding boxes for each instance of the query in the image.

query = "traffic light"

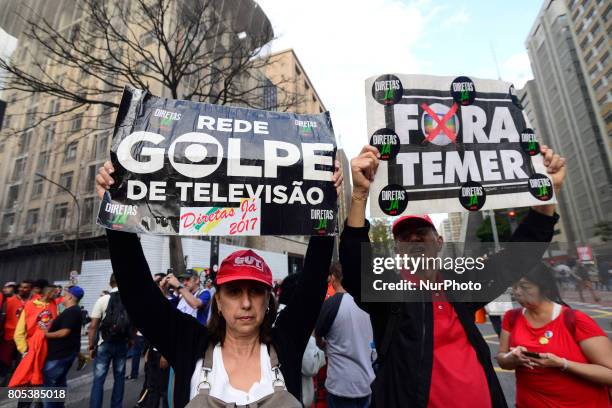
[508,210,516,218]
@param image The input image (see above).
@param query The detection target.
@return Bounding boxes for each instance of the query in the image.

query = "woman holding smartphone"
[496,262,612,407]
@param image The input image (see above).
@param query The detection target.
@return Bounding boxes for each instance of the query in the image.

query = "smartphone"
[523,351,541,359]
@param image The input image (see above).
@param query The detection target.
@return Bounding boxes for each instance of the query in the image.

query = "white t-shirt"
[189,343,280,405]
[91,287,119,345]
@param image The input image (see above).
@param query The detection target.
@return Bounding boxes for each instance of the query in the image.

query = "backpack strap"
[267,344,286,391]
[196,344,215,394]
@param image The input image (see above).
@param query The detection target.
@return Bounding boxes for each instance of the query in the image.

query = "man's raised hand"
[351,145,380,199]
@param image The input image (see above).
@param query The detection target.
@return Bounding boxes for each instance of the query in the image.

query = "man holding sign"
[339,143,566,408]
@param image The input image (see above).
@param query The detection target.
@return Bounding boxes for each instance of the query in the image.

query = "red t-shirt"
[428,291,492,408]
[4,296,27,341]
[502,307,610,408]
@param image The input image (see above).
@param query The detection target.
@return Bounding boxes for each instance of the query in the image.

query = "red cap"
[216,249,273,288]
[392,214,435,237]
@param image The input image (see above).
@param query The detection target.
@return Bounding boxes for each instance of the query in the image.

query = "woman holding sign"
[96,160,342,407]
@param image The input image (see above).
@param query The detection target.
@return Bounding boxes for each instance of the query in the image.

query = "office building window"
[36,151,50,172]
[1,214,15,236]
[92,133,109,159]
[51,203,68,230]
[82,197,95,226]
[25,209,39,234]
[71,113,83,132]
[31,178,43,198]
[6,185,19,209]
[262,79,277,111]
[58,171,74,192]
[64,141,78,162]
[85,165,97,192]
[44,124,55,146]
[18,130,32,155]
[11,158,26,181]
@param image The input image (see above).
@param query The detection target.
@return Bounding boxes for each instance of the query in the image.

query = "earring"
[266,306,270,314]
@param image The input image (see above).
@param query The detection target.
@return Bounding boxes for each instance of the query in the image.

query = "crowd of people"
[1,143,611,408]
[0,279,88,407]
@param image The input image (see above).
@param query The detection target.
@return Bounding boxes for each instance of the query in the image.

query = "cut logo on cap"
[234,256,264,271]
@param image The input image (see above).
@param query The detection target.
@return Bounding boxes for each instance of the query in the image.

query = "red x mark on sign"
[420,102,459,143]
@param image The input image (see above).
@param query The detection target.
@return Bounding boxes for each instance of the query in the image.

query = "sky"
[257,0,543,226]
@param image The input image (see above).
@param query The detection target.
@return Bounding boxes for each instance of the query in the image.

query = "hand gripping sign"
[97,86,338,236]
[367,74,556,216]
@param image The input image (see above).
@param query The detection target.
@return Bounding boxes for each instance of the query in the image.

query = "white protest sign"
[366,74,556,216]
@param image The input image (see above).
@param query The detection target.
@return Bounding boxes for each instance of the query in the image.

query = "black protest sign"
[365,74,555,216]
[97,87,338,236]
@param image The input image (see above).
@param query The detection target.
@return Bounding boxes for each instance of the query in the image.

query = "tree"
[476,213,512,243]
[0,0,303,274]
[369,218,394,257]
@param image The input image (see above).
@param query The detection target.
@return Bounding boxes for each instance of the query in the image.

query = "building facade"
[566,0,611,141]
[518,80,569,246]
[525,0,612,247]
[0,1,332,279]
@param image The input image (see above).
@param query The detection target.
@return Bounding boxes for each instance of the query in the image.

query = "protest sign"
[366,74,556,216]
[97,86,338,236]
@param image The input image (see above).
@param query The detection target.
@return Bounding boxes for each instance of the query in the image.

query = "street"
[0,291,610,407]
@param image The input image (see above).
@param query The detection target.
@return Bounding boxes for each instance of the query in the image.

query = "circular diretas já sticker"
[378,184,408,216]
[370,128,401,160]
[520,128,540,156]
[372,74,403,105]
[450,76,476,106]
[528,173,553,201]
[458,181,486,211]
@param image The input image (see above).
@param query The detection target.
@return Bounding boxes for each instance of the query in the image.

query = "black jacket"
[340,209,559,408]
[107,230,333,408]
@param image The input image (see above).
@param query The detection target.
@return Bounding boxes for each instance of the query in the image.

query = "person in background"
[88,274,132,408]
[552,261,572,291]
[9,284,58,389]
[42,286,84,408]
[277,273,327,407]
[316,263,374,408]
[597,260,610,291]
[3,282,17,298]
[573,261,601,303]
[497,263,612,407]
[135,277,172,408]
[53,286,65,313]
[31,279,50,301]
[485,289,514,337]
[0,280,33,386]
[126,331,146,380]
[165,269,211,326]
